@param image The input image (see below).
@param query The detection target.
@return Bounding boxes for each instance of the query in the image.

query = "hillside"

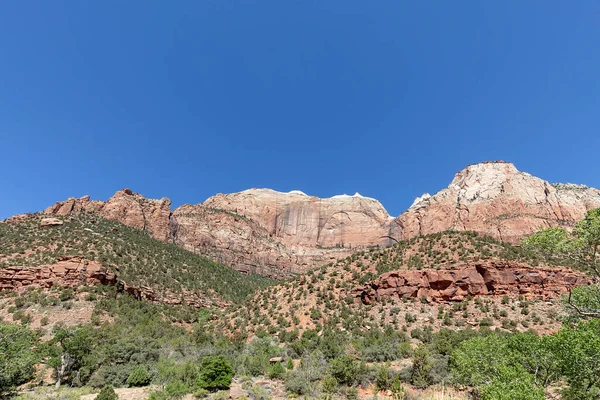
[41,162,600,278]
[0,212,274,307]
[217,231,587,336]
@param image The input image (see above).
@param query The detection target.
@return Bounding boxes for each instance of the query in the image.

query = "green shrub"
[321,375,338,393]
[127,365,152,387]
[267,361,286,379]
[96,385,118,400]
[165,381,190,399]
[196,356,234,391]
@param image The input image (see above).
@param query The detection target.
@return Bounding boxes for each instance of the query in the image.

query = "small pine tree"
[96,385,118,400]
[127,365,152,387]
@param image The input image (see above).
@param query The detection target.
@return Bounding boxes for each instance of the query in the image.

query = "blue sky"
[1,1,599,219]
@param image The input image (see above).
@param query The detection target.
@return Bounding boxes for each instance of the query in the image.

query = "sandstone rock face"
[45,189,173,242]
[394,161,600,242]
[0,257,116,290]
[204,189,393,248]
[45,189,394,277]
[40,217,64,227]
[355,260,590,304]
[41,162,600,277]
[0,257,222,308]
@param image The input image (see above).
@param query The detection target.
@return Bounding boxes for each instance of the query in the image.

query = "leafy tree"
[196,356,233,391]
[551,319,600,399]
[451,334,543,399]
[0,323,39,395]
[522,208,600,318]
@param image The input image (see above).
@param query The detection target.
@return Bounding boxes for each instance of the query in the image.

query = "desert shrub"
[96,385,118,400]
[329,354,364,386]
[127,365,153,387]
[267,361,286,379]
[196,356,234,391]
[321,375,338,393]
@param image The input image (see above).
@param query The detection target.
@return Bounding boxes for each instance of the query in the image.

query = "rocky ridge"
[393,161,600,242]
[41,161,600,277]
[44,189,394,277]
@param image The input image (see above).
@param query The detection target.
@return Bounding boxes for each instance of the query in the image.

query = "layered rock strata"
[0,257,223,308]
[394,161,600,242]
[355,260,590,304]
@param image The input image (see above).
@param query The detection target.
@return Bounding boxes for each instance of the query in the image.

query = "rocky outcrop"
[45,189,173,242]
[40,218,64,227]
[204,189,393,248]
[0,257,223,308]
[355,260,591,304]
[0,257,116,290]
[394,161,600,242]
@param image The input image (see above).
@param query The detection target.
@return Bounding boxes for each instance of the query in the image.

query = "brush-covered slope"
[0,213,274,307]
[217,231,586,336]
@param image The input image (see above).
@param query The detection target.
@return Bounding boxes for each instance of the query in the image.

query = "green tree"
[0,323,39,395]
[451,334,544,400]
[551,319,600,399]
[522,208,600,318]
[410,345,432,388]
[196,356,233,391]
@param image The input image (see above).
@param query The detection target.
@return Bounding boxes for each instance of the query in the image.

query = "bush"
[329,354,362,386]
[96,385,118,400]
[165,381,190,399]
[127,365,152,387]
[197,356,234,391]
[285,372,318,396]
[267,361,286,379]
[321,375,338,393]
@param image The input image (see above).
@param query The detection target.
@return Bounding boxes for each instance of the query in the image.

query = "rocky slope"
[394,161,600,243]
[45,189,394,277]
[41,161,600,277]
[219,231,579,336]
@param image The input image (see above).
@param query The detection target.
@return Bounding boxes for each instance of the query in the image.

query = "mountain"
[44,189,394,278]
[394,161,600,243]
[41,161,600,277]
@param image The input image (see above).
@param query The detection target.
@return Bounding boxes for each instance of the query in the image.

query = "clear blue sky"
[1,1,599,219]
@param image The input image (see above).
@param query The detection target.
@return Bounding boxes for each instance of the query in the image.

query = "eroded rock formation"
[394,161,600,242]
[45,189,393,277]
[355,260,590,304]
[45,189,173,242]
[0,257,223,308]
[41,162,600,277]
